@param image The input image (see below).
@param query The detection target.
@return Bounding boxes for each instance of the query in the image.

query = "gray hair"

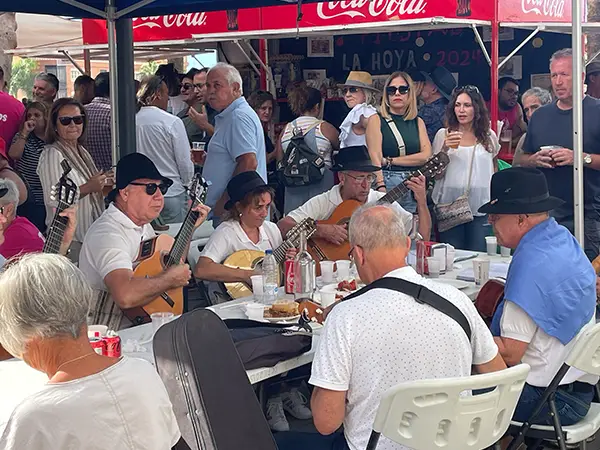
[208,62,244,95]
[0,253,92,357]
[35,72,59,92]
[522,87,553,106]
[0,179,19,207]
[349,203,408,251]
[550,48,572,67]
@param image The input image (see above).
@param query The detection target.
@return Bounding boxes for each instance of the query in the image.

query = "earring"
[239,212,242,217]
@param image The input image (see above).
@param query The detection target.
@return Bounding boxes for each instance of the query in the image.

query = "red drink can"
[103,335,121,358]
[89,337,105,355]
[285,259,295,294]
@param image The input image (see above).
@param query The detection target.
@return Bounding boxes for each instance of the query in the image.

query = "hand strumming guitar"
[316,223,348,246]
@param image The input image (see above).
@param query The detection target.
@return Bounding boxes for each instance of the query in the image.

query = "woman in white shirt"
[432,85,499,252]
[338,71,379,148]
[0,253,181,450]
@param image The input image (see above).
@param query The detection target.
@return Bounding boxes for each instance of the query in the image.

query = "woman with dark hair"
[38,98,107,245]
[280,84,339,214]
[9,101,49,231]
[431,85,499,251]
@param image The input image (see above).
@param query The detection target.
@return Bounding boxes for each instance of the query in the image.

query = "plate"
[263,314,301,323]
[437,278,470,290]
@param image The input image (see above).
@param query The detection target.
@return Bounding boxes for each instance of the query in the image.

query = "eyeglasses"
[181,83,194,91]
[385,85,410,96]
[345,172,376,185]
[453,85,481,95]
[130,182,169,196]
[342,87,360,95]
[58,115,84,126]
[348,246,355,261]
[193,83,207,90]
[0,206,4,216]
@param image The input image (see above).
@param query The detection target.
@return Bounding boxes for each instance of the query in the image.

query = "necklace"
[54,352,95,374]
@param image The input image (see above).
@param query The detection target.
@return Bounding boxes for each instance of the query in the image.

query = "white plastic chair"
[157,219,214,244]
[507,322,600,450]
[365,364,530,450]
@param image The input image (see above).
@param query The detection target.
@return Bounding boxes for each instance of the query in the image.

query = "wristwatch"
[584,153,593,165]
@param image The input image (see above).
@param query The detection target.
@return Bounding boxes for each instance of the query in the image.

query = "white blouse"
[431,128,499,217]
[339,103,377,148]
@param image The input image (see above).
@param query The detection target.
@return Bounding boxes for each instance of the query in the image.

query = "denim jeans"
[438,215,490,252]
[161,192,188,224]
[383,170,417,213]
[274,432,349,450]
[513,383,594,426]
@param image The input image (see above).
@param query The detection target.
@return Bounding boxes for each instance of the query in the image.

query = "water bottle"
[262,249,279,304]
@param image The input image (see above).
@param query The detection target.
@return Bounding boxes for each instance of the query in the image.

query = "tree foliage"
[138,61,159,78]
[9,58,37,98]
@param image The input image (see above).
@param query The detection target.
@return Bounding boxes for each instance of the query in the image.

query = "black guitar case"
[153,308,278,450]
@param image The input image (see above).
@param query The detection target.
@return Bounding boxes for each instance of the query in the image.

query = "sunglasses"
[453,85,481,95]
[342,87,360,95]
[58,115,84,126]
[386,85,410,96]
[181,83,194,91]
[193,83,207,90]
[130,182,169,196]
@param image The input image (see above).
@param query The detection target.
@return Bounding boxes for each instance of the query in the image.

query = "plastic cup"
[250,275,264,301]
[87,324,108,338]
[485,236,498,256]
[446,249,456,272]
[426,257,440,277]
[320,290,337,308]
[472,259,490,286]
[320,261,335,283]
[500,246,511,257]
[336,260,351,281]
[245,303,265,321]
[151,312,174,334]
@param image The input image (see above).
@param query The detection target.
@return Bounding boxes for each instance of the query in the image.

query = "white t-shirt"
[0,255,4,269]
[500,301,598,387]
[0,357,180,450]
[136,106,194,197]
[310,266,498,450]
[200,220,283,264]
[287,185,413,234]
[431,129,499,217]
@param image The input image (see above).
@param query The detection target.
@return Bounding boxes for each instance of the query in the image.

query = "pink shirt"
[0,216,44,259]
[0,92,25,147]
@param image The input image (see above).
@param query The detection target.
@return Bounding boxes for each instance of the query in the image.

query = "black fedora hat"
[106,153,173,203]
[478,167,564,215]
[224,171,268,210]
[425,66,457,100]
[331,145,380,173]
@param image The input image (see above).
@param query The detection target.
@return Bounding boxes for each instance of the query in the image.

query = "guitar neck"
[379,168,422,204]
[273,238,296,264]
[43,201,70,254]
[166,204,199,267]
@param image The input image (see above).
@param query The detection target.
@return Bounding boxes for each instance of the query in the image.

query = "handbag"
[434,142,476,233]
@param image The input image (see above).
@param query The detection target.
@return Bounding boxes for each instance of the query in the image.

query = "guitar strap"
[342,277,472,342]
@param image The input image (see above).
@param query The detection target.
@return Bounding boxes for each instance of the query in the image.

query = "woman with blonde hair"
[366,71,432,213]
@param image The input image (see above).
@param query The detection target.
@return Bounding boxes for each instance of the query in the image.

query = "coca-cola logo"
[521,0,565,18]
[316,0,427,20]
[132,13,207,30]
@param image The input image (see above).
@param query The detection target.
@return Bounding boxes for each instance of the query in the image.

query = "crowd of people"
[0,45,599,449]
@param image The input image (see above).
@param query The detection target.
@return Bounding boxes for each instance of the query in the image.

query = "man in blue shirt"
[418,66,456,143]
[479,167,597,426]
[202,63,267,226]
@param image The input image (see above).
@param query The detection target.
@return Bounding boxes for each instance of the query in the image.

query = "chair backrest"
[565,322,600,376]
[187,239,203,269]
[371,364,530,450]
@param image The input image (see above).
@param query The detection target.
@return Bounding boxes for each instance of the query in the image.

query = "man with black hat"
[79,153,211,330]
[418,67,457,143]
[278,145,431,243]
[586,60,600,99]
[480,167,597,426]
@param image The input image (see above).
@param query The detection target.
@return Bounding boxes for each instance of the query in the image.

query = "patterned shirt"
[419,97,448,143]
[85,97,112,171]
[14,133,45,205]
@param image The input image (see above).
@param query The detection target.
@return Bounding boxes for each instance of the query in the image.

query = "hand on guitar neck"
[57,206,78,255]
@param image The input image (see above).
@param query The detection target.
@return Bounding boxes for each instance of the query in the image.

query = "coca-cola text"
[316,0,427,20]
[521,0,565,18]
[132,13,207,30]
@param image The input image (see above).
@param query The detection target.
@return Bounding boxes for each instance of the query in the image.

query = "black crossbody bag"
[342,277,472,342]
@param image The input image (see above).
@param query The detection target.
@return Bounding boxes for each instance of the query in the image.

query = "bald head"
[349,204,408,251]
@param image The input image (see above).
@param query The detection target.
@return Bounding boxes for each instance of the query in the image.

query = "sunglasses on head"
[386,85,410,96]
[58,115,84,126]
[453,85,481,95]
[130,182,169,196]
[342,87,360,95]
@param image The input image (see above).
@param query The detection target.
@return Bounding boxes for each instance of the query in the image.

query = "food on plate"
[335,293,346,301]
[264,300,299,318]
[337,279,358,292]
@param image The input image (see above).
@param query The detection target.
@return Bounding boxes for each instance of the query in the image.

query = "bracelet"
[16,132,27,141]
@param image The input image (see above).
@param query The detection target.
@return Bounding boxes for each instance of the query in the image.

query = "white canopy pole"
[107,0,120,166]
[572,0,584,246]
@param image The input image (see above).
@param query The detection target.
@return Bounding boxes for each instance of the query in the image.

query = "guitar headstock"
[288,218,317,243]
[418,152,450,179]
[188,174,209,206]
[50,160,78,208]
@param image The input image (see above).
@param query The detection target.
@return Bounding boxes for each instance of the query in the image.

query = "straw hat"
[340,71,379,92]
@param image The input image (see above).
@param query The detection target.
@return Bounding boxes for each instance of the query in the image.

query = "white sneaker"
[266,396,289,432]
[281,387,313,420]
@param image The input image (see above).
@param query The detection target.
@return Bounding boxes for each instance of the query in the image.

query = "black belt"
[558,381,595,394]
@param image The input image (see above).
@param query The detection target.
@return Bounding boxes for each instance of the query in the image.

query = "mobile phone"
[540,145,562,151]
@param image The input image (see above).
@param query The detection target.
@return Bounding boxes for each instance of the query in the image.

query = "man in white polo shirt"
[79,153,210,330]
[277,145,431,244]
[275,204,505,450]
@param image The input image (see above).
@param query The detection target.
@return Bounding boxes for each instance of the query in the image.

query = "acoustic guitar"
[223,218,316,299]
[125,175,208,325]
[308,153,450,269]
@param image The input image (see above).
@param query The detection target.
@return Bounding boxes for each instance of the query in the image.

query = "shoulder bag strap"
[384,117,407,157]
[342,276,472,341]
[464,145,477,196]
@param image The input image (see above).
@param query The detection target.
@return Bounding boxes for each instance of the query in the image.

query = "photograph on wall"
[303,69,327,88]
[499,56,523,80]
[531,73,552,93]
[483,27,514,42]
[307,36,334,58]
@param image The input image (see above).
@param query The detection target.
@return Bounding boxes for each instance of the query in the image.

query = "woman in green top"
[366,71,432,213]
